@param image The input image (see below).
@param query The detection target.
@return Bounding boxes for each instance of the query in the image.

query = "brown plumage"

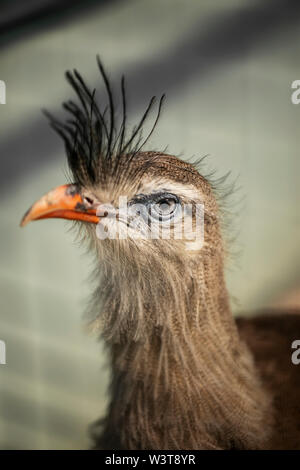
[238,313,300,450]
[21,60,300,450]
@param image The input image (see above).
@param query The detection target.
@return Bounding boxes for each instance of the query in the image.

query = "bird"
[20,57,300,450]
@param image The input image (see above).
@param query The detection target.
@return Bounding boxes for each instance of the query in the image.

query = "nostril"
[84,196,94,205]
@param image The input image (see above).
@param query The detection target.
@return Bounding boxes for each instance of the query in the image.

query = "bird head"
[20,59,222,341]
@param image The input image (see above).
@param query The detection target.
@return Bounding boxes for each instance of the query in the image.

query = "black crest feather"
[44,56,165,186]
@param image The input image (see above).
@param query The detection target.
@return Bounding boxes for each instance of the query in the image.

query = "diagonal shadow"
[0,0,118,50]
[1,0,300,193]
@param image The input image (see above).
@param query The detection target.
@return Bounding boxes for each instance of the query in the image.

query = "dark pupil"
[157,198,175,214]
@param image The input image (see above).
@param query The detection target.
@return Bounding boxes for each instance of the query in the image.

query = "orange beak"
[20,184,99,227]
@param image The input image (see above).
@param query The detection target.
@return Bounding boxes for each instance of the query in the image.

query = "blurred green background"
[0,0,299,449]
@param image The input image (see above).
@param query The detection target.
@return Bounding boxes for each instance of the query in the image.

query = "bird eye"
[150,194,179,221]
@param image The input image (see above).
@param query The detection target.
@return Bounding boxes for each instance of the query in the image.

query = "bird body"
[238,313,300,450]
[21,60,300,450]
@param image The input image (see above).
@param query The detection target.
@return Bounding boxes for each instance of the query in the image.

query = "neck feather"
[91,245,272,450]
